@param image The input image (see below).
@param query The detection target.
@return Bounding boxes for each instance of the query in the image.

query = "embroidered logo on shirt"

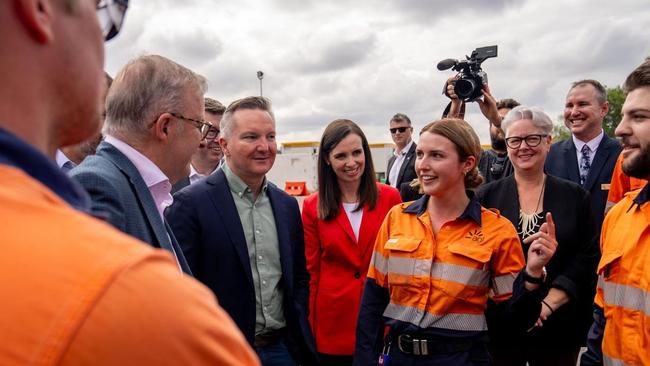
[465,229,484,243]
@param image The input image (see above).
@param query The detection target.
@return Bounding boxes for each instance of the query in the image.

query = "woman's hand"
[523,212,557,277]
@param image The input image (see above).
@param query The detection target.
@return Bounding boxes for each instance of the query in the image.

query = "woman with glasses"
[302,119,402,366]
[477,106,599,366]
[355,118,553,366]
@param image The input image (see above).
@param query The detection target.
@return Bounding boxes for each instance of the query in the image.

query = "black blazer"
[477,174,600,347]
[386,142,417,200]
[165,168,317,364]
[545,135,621,228]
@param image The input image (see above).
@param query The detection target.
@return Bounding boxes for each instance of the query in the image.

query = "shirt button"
[354,272,361,279]
[262,280,267,285]
[258,255,263,260]
[256,230,261,234]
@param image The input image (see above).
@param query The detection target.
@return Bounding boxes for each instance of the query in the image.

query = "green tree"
[603,86,625,137]
[551,120,571,142]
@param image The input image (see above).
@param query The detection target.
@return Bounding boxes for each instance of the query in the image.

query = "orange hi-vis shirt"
[367,198,526,332]
[0,166,260,366]
[596,184,650,366]
[606,152,647,212]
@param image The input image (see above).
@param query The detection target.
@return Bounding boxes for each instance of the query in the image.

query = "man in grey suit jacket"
[71,55,215,275]
[386,113,418,200]
[545,79,622,228]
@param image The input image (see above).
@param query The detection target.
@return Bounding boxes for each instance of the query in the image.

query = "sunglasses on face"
[505,134,548,149]
[96,0,128,41]
[390,127,409,134]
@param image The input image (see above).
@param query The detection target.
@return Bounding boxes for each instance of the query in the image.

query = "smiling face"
[192,111,222,171]
[220,109,277,185]
[326,133,365,187]
[616,86,650,180]
[415,131,473,197]
[505,119,551,174]
[564,84,609,141]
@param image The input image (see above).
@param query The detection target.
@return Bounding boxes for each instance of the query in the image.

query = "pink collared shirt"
[103,136,173,221]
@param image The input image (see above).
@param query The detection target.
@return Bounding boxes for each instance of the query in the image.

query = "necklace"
[518,176,546,239]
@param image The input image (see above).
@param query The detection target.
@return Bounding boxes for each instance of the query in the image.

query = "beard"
[621,140,650,180]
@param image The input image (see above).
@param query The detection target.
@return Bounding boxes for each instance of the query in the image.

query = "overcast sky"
[105,0,650,145]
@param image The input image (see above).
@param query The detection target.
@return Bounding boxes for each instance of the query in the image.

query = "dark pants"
[255,340,296,366]
[490,345,580,366]
[388,342,491,366]
[318,353,353,366]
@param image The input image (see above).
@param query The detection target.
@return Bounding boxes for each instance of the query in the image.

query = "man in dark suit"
[545,79,622,228]
[171,97,226,194]
[386,113,418,200]
[71,55,216,275]
[166,96,318,365]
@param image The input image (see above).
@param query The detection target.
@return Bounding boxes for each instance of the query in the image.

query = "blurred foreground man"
[167,97,318,365]
[0,0,258,364]
[581,58,650,366]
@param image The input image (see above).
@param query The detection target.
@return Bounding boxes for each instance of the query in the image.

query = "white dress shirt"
[572,130,604,168]
[388,140,413,188]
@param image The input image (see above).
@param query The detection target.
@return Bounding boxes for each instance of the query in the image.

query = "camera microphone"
[437,59,458,71]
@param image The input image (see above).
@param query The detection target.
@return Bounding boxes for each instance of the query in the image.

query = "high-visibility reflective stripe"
[604,354,635,366]
[387,256,431,277]
[601,279,650,318]
[430,262,489,287]
[370,251,388,275]
[384,257,489,287]
[491,273,516,295]
[383,303,487,331]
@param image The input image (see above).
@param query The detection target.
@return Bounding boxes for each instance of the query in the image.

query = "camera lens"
[455,78,477,99]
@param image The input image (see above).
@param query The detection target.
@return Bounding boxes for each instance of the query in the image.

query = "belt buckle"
[397,334,428,356]
[397,334,410,354]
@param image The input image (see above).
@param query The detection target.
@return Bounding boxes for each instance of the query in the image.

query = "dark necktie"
[579,144,591,186]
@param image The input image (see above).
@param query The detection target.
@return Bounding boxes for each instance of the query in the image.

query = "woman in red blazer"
[302,119,401,365]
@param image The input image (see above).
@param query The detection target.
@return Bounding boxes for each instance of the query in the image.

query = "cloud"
[105,0,650,146]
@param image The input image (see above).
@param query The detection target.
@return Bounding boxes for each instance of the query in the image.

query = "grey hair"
[103,54,207,138]
[220,96,275,139]
[501,106,554,136]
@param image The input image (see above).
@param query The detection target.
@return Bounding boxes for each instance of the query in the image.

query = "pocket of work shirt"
[384,237,423,287]
[431,242,492,301]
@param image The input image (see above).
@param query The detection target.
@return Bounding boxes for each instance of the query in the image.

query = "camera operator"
[444,77,519,184]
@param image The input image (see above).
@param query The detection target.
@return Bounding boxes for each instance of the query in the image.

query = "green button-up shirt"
[223,163,286,335]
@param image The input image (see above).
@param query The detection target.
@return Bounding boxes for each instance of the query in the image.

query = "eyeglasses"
[96,0,128,41]
[205,126,220,140]
[390,127,409,134]
[505,134,548,149]
[168,113,214,140]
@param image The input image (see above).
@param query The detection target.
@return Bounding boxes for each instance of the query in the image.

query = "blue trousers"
[255,340,296,366]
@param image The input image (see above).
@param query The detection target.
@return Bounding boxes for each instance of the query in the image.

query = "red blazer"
[302,183,401,355]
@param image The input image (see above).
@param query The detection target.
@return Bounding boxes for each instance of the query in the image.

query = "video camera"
[438,45,498,102]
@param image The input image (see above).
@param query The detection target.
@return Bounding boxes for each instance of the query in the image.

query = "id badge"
[378,353,391,366]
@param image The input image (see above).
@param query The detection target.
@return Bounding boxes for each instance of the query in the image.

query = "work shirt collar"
[0,127,92,212]
[403,190,482,226]
[633,181,650,205]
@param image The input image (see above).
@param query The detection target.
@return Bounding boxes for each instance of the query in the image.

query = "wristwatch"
[523,267,547,285]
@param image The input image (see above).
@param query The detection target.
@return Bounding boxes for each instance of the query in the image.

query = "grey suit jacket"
[70,141,192,275]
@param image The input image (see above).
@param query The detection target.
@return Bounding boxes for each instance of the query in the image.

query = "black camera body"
[438,45,498,102]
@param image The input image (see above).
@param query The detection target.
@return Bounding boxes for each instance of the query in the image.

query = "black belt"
[254,328,286,348]
[394,333,484,356]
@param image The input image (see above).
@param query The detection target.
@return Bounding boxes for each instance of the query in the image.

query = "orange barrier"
[285,181,310,196]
